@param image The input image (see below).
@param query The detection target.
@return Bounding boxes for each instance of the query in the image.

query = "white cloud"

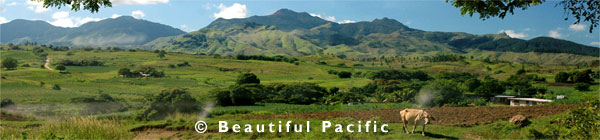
[111,0,168,5]
[180,24,193,32]
[0,16,9,24]
[7,2,17,6]
[499,29,527,38]
[568,24,586,31]
[131,10,145,19]
[111,14,121,18]
[591,42,600,46]
[26,0,50,13]
[338,20,356,24]
[548,30,562,38]
[309,13,322,18]
[213,3,247,19]
[523,28,531,31]
[49,11,102,27]
[324,16,336,22]
[0,7,4,12]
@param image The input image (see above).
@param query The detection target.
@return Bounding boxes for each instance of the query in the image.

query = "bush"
[1,57,18,70]
[118,68,132,77]
[236,73,260,85]
[1,98,15,107]
[56,65,66,72]
[57,59,104,66]
[70,94,128,114]
[555,72,570,83]
[52,84,61,90]
[337,71,352,78]
[574,83,590,91]
[472,98,487,106]
[136,88,199,120]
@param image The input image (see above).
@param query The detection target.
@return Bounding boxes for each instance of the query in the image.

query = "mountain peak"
[271,9,302,16]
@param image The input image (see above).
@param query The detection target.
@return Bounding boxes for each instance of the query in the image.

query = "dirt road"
[44,57,54,70]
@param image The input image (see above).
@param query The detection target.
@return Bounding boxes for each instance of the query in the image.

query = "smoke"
[416,88,436,108]
[198,101,215,119]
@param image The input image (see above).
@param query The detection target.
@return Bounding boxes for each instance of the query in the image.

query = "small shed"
[491,95,515,105]
[507,98,552,106]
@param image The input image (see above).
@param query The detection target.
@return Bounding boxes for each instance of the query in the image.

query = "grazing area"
[1,43,599,139]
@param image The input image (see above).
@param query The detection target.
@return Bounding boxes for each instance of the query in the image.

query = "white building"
[507,98,553,106]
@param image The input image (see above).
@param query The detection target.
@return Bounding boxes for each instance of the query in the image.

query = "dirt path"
[44,57,54,70]
[240,104,578,126]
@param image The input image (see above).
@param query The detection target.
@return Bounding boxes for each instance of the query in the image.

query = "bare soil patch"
[241,104,578,126]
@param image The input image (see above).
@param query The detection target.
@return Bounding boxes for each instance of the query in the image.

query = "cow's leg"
[402,120,409,134]
[411,123,416,134]
[421,124,426,136]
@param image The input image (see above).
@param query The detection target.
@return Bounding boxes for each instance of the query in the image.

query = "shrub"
[56,65,66,72]
[236,73,260,85]
[52,84,61,90]
[118,68,132,77]
[275,83,328,104]
[21,64,30,67]
[574,83,590,91]
[368,70,431,81]
[70,94,128,114]
[1,98,15,107]
[136,88,199,120]
[337,71,352,78]
[1,57,18,70]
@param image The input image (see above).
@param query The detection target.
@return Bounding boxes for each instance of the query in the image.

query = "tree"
[555,72,570,83]
[118,68,132,77]
[158,50,166,58]
[447,0,599,32]
[464,78,481,92]
[474,79,506,98]
[337,71,352,78]
[56,65,66,72]
[574,82,590,91]
[572,69,594,83]
[236,73,260,85]
[33,0,111,13]
[1,57,18,70]
[419,79,465,107]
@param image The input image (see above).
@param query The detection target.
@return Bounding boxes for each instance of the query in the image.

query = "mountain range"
[2,9,599,58]
[1,16,185,47]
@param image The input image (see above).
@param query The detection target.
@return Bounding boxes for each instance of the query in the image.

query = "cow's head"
[423,111,435,124]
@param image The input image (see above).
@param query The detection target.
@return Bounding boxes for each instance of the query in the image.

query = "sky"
[0,0,599,46]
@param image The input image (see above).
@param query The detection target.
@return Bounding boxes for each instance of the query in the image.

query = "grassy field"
[1,45,598,139]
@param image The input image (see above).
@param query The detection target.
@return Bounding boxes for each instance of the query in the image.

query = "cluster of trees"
[235,54,299,64]
[428,54,465,62]
[212,73,331,106]
[555,69,596,91]
[367,69,430,81]
[57,59,104,66]
[118,67,165,78]
[169,62,191,68]
[555,69,595,84]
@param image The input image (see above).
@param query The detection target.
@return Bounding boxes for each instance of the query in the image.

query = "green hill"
[148,9,598,58]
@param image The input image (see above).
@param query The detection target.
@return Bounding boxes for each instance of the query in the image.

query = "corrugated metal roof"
[507,98,553,102]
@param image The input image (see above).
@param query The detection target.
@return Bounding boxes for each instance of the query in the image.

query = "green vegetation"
[0,44,598,139]
[1,57,18,70]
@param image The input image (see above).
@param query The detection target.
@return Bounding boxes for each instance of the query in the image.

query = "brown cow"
[400,108,435,136]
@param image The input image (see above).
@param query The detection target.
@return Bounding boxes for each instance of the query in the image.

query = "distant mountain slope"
[1,16,185,47]
[155,9,597,58]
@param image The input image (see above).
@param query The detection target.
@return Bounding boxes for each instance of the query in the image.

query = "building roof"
[495,95,516,98]
[507,98,553,102]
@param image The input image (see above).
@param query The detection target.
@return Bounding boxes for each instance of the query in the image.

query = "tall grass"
[1,117,135,139]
